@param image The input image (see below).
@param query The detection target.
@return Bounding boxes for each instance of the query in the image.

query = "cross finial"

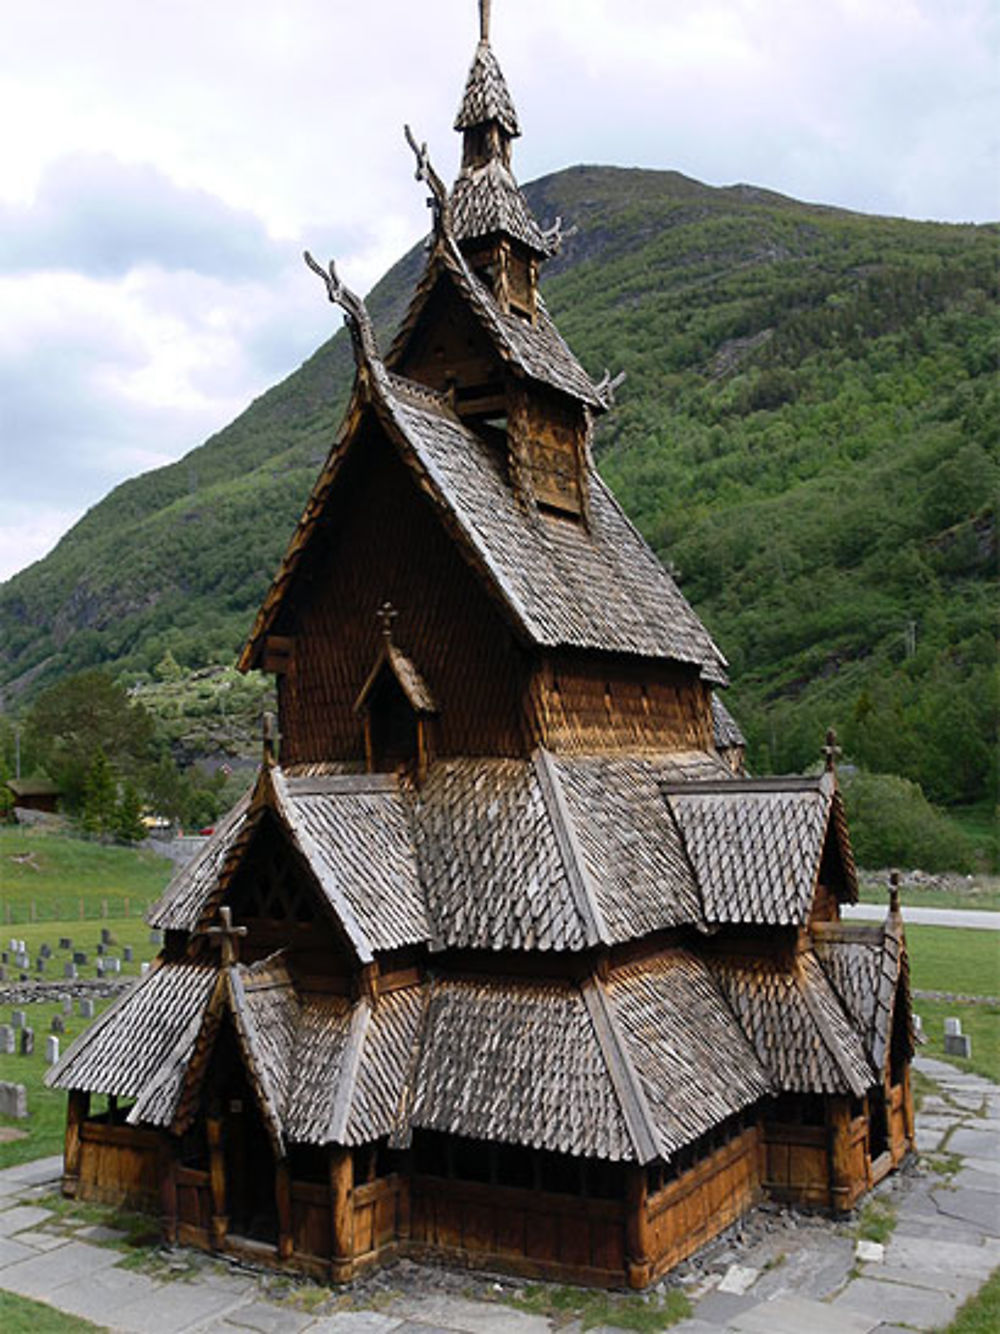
[822,727,841,773]
[377,601,398,643]
[201,905,248,968]
[480,0,491,43]
[889,870,901,916]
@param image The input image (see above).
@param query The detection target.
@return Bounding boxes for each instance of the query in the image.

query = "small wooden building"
[5,777,62,816]
[49,4,915,1290]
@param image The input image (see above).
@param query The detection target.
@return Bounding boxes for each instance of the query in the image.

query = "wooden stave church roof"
[49,931,890,1166]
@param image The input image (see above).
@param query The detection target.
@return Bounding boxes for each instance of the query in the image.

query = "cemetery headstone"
[73,951,87,966]
[101,928,112,945]
[149,929,163,945]
[0,1082,28,1118]
[59,937,72,951]
[51,1014,65,1034]
[64,962,78,980]
[123,945,134,963]
[11,1010,26,1030]
[944,1018,971,1058]
[1,951,8,965]
[96,942,106,956]
[913,1014,923,1036]
[140,962,150,977]
[19,1028,34,1056]
[107,957,121,974]
[79,998,95,1019]
[62,995,73,1015]
[40,942,52,959]
[35,958,45,973]
[46,1036,60,1065]
[0,1026,14,1055]
[0,966,5,982]
[945,1017,962,1036]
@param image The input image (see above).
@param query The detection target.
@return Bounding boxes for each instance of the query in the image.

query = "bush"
[842,770,975,872]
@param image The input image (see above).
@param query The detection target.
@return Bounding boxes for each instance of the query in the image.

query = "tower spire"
[480,0,491,44]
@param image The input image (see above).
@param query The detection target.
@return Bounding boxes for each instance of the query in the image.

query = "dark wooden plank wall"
[76,1121,162,1212]
[409,1175,627,1286]
[394,283,500,399]
[528,653,714,753]
[277,432,528,764]
[643,1125,763,1283]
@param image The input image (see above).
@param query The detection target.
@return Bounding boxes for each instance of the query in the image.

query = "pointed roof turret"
[451,1,549,262]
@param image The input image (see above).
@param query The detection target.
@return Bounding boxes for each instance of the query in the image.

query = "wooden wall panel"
[528,653,714,754]
[276,431,528,765]
[77,1122,162,1212]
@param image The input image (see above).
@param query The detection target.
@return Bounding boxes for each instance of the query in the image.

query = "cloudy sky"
[1,0,997,582]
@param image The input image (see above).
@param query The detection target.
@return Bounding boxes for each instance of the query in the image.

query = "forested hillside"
[1,166,996,810]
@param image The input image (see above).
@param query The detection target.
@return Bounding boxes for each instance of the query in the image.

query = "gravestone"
[101,928,112,945]
[73,951,87,965]
[106,957,121,974]
[59,937,72,951]
[140,962,150,977]
[96,942,106,956]
[0,1082,27,1118]
[149,929,163,945]
[64,962,78,980]
[79,998,95,1019]
[51,1014,65,1034]
[96,959,105,977]
[39,942,52,959]
[62,995,73,1015]
[123,946,134,963]
[1,952,7,965]
[35,958,45,974]
[15,952,28,969]
[0,1026,14,1055]
[11,1010,26,1030]
[913,1014,923,1036]
[18,972,28,983]
[0,966,5,982]
[945,1017,963,1036]
[19,1028,34,1056]
[944,1017,971,1058]
[46,1036,59,1065]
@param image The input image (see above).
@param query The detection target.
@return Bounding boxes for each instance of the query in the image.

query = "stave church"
[49,2,915,1288]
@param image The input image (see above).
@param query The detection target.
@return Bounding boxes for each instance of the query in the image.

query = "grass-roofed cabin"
[47,3,916,1290]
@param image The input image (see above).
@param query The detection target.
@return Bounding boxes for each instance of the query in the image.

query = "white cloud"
[0,0,997,580]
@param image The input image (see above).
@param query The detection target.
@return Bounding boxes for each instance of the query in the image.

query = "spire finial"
[377,601,398,643]
[889,870,902,916]
[822,727,841,773]
[480,0,491,43]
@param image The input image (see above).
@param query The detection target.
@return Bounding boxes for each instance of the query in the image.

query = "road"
[843,903,1000,930]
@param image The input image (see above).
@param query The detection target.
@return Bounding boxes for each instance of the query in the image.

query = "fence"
[0,896,159,925]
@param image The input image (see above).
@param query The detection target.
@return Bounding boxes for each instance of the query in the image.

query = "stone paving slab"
[952,1166,1000,1194]
[728,1294,878,1333]
[931,1183,1000,1231]
[303,1314,404,1333]
[386,1293,550,1333]
[0,1235,36,1268]
[12,1227,67,1251]
[47,1261,161,1324]
[0,1203,53,1235]
[109,1274,257,1333]
[949,1126,1000,1156]
[832,1276,960,1329]
[859,1262,981,1300]
[218,1298,319,1333]
[882,1233,1000,1276]
[0,1237,122,1299]
[690,1287,758,1322]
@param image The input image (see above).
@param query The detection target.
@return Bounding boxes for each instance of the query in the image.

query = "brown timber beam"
[159,1136,179,1244]
[63,1089,89,1198]
[275,1159,294,1261]
[207,1114,227,1249]
[625,1165,652,1289]
[329,1146,354,1282]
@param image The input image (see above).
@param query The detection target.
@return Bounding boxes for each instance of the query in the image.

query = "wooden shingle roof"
[454,39,520,135]
[814,914,913,1072]
[663,772,857,926]
[451,159,548,252]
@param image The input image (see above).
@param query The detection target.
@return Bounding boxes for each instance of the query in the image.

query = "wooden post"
[207,1115,227,1249]
[625,1164,652,1289]
[828,1097,855,1213]
[329,1146,354,1282]
[159,1137,179,1244]
[64,1089,89,1197]
[275,1159,294,1261]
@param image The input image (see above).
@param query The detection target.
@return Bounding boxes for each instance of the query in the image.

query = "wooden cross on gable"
[822,727,841,773]
[201,905,247,967]
[377,601,398,643]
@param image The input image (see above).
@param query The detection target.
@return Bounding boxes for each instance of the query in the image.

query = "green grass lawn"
[0,824,172,923]
[905,925,1000,998]
[0,994,116,1168]
[911,997,1000,1085]
[857,879,1000,911]
[941,1266,1000,1334]
[0,1290,104,1332]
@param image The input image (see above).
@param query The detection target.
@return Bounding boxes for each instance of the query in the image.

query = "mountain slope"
[1,166,996,800]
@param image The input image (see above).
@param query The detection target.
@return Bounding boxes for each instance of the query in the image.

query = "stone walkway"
[0,1057,996,1333]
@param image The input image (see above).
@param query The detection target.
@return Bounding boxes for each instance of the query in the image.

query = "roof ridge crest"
[580,974,660,1164]
[532,747,610,948]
